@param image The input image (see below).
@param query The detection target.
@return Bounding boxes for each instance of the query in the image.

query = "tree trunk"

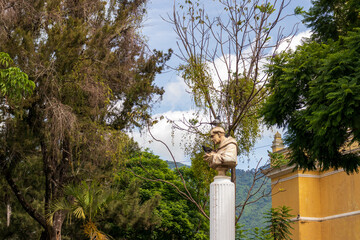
[4,170,65,240]
[5,192,11,227]
[40,212,65,240]
[51,211,65,240]
[40,227,61,240]
[6,201,11,227]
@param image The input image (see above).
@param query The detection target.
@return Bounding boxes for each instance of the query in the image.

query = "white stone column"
[210,176,235,240]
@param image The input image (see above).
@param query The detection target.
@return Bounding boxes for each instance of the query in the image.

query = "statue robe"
[206,137,238,167]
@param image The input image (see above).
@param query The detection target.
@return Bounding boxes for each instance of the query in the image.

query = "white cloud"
[275,30,312,53]
[130,110,202,165]
[208,30,313,89]
[209,54,235,89]
[162,76,191,109]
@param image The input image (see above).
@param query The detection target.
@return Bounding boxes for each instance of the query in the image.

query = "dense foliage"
[0,0,170,239]
[0,52,35,104]
[116,151,209,239]
[1,151,210,240]
[302,0,360,42]
[261,0,360,172]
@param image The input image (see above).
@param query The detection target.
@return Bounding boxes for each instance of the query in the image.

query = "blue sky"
[131,0,312,169]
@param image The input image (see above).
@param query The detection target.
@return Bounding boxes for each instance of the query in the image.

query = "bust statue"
[203,126,238,175]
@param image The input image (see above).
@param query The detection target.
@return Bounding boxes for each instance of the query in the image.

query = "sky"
[130,0,312,169]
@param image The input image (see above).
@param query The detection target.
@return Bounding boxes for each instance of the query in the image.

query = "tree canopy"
[117,151,209,240]
[0,0,169,239]
[302,0,360,42]
[260,0,360,173]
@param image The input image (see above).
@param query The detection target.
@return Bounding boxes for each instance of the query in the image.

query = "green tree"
[302,0,360,42]
[0,52,38,239]
[265,206,294,240]
[236,206,293,240]
[0,52,34,105]
[118,151,209,240]
[100,180,161,240]
[0,1,170,239]
[260,1,360,173]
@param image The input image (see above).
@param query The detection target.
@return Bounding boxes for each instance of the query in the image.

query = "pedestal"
[210,176,235,240]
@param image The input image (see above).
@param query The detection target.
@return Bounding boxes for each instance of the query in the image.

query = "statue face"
[211,133,221,145]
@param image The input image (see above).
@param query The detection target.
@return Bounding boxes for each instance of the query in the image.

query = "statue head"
[210,127,225,145]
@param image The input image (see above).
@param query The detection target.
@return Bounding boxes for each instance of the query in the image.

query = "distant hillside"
[165,160,271,230]
[165,160,189,169]
[235,168,271,230]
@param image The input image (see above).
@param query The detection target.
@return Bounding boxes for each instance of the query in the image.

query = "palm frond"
[73,206,86,220]
[46,200,72,225]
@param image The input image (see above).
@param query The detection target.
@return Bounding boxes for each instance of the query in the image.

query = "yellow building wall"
[298,176,322,217]
[298,176,322,240]
[271,170,323,240]
[271,172,300,213]
[298,221,322,240]
[271,170,300,240]
[321,215,360,240]
[267,134,360,239]
[320,171,360,216]
[320,171,360,240]
[269,168,360,240]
